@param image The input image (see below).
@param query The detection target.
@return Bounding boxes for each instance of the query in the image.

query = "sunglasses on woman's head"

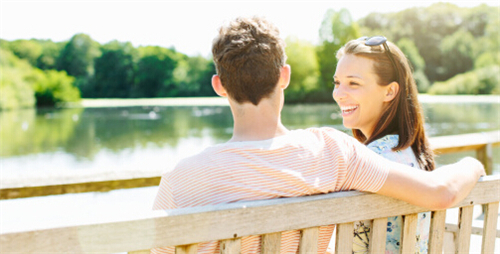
[357,36,400,82]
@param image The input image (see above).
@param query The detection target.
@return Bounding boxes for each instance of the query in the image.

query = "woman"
[332,36,435,254]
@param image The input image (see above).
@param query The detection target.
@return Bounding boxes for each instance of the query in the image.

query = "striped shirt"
[152,127,390,254]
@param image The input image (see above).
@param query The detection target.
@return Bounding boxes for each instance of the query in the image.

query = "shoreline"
[65,95,500,108]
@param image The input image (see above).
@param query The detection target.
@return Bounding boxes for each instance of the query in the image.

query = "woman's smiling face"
[333,54,396,138]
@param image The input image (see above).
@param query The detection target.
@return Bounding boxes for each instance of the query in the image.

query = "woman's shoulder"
[367,135,420,168]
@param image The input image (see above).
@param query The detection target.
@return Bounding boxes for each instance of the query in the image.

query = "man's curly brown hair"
[212,17,287,105]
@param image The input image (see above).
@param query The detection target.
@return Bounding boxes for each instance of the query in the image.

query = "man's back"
[152,127,390,254]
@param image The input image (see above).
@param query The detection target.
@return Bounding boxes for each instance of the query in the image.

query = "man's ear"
[278,64,291,89]
[212,75,228,97]
[384,81,399,102]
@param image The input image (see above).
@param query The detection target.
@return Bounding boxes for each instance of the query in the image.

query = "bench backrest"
[1,176,499,254]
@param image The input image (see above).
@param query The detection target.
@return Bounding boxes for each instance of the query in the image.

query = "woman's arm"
[376,157,485,210]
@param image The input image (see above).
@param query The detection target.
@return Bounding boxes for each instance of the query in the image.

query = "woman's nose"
[333,85,346,101]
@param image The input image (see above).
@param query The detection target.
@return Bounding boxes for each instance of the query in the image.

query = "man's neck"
[228,99,289,142]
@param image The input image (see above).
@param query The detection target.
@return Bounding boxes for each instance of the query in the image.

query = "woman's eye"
[333,81,340,87]
[349,82,359,86]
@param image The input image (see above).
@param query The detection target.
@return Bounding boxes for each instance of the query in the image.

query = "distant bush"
[28,69,80,106]
[0,48,80,110]
[428,65,500,95]
[0,49,36,110]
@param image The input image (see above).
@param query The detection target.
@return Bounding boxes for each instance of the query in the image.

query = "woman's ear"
[212,75,228,97]
[384,81,400,102]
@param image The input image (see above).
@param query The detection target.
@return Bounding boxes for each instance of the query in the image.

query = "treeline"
[0,35,215,110]
[1,3,498,110]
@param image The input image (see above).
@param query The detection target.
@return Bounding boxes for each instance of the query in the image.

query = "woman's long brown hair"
[336,39,435,171]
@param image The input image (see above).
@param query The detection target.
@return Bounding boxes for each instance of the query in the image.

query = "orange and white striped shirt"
[152,127,390,254]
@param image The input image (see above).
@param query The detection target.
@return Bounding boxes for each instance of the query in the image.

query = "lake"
[1,96,499,182]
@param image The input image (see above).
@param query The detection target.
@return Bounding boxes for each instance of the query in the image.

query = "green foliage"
[57,33,101,78]
[28,69,80,106]
[172,55,216,97]
[285,37,321,102]
[3,39,43,66]
[358,3,499,84]
[428,65,500,95]
[0,49,36,110]
[317,9,361,92]
[475,51,500,69]
[134,46,178,97]
[0,47,80,110]
[439,29,476,80]
[35,39,64,70]
[396,38,429,92]
[86,41,136,98]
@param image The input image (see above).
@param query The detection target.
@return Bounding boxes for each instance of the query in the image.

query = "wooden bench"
[1,175,498,254]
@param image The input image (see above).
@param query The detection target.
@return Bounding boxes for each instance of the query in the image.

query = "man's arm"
[376,157,485,210]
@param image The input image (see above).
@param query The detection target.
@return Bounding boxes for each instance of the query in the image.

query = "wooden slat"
[298,227,319,254]
[1,176,161,199]
[369,218,387,254]
[128,250,151,254]
[428,210,446,253]
[481,202,499,254]
[445,223,500,237]
[455,206,474,253]
[444,232,456,254]
[1,177,498,253]
[261,233,281,254]
[335,223,354,254]
[431,130,500,155]
[477,143,494,176]
[220,238,241,254]
[175,244,198,254]
[400,214,418,253]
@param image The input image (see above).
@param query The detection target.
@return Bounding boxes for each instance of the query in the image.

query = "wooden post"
[400,214,418,253]
[175,244,198,254]
[128,250,151,254]
[369,218,388,254]
[455,206,474,253]
[261,233,281,254]
[476,143,493,176]
[335,223,354,254]
[220,238,241,254]
[299,227,319,254]
[481,202,499,254]
[428,210,446,253]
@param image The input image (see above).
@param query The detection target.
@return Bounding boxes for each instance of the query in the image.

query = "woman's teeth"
[341,105,359,115]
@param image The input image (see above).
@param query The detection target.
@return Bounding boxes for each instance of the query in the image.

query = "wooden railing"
[1,130,498,200]
[1,176,498,254]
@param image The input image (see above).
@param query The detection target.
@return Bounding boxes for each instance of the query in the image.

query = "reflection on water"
[1,101,499,178]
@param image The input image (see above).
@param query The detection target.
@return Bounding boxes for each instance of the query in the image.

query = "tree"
[35,39,64,70]
[0,49,36,110]
[5,39,43,66]
[284,37,321,102]
[133,46,178,98]
[396,38,429,92]
[173,55,216,97]
[57,34,101,78]
[88,41,136,98]
[439,29,476,81]
[317,9,360,94]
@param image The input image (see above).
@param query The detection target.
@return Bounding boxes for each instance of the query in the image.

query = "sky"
[1,0,498,57]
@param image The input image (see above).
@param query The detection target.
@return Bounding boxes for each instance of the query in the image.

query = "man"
[152,17,484,254]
